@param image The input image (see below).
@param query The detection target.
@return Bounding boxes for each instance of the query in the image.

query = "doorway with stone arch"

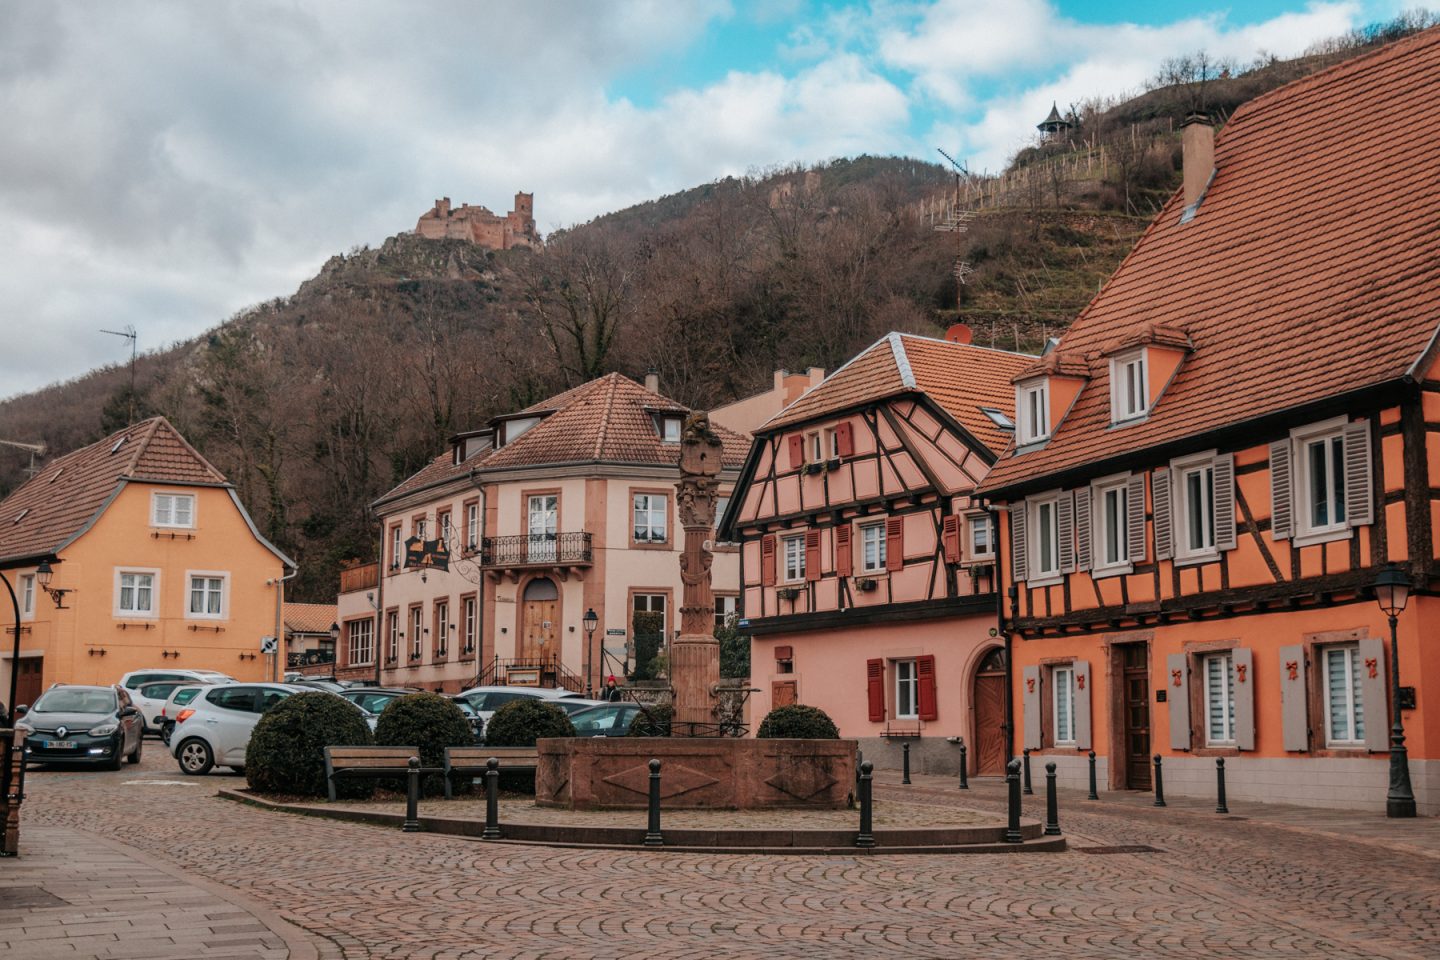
[971,646,1008,776]
[520,577,559,662]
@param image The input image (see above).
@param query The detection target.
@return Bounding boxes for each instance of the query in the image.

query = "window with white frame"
[1176,457,1217,559]
[1052,665,1076,744]
[633,494,667,543]
[390,526,403,570]
[968,515,994,559]
[348,618,375,667]
[1094,477,1130,571]
[435,600,449,656]
[116,570,156,616]
[860,522,887,573]
[414,517,427,540]
[152,492,195,529]
[462,597,477,653]
[385,610,399,662]
[1324,644,1365,746]
[438,512,453,550]
[808,431,824,463]
[1110,350,1149,422]
[826,428,840,460]
[660,417,682,442]
[1203,652,1236,745]
[1294,420,1347,539]
[466,502,480,549]
[20,574,34,618]
[410,606,423,660]
[1028,495,1060,580]
[1016,379,1050,445]
[894,659,918,719]
[187,574,226,618]
[782,535,806,582]
[714,595,738,632]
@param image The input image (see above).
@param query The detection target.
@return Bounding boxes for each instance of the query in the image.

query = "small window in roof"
[111,436,128,454]
[980,407,1015,431]
[13,508,28,524]
[48,467,63,483]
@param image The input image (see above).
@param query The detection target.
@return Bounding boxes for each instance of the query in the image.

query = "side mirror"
[119,706,138,717]
[14,705,28,718]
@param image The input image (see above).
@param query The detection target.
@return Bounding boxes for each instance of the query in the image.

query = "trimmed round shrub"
[484,699,575,746]
[246,691,373,799]
[756,704,840,740]
[625,703,673,738]
[374,693,475,795]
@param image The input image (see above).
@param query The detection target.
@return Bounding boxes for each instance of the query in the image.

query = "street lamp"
[1373,564,1416,818]
[1,572,20,720]
[582,608,599,696]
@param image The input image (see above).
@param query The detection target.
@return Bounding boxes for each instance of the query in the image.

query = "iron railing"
[471,656,586,693]
[480,531,592,568]
[287,649,337,668]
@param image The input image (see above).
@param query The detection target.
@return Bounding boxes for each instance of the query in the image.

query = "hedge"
[245,692,373,798]
[756,704,840,739]
[373,693,475,795]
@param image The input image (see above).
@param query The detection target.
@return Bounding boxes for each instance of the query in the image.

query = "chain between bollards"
[1044,761,1061,836]
[1152,754,1166,807]
[1087,749,1098,800]
[403,756,422,832]
[855,760,875,848]
[644,758,664,847]
[958,739,969,790]
[483,757,501,839]
[1215,757,1229,814]
[1022,747,1034,795]
[902,742,912,785]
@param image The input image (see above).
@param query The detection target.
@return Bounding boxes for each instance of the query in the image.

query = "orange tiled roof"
[763,333,1034,454]
[284,602,337,635]
[982,28,1440,494]
[0,417,228,565]
[375,442,496,506]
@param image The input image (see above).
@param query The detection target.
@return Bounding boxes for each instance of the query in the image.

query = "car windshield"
[555,699,605,715]
[571,705,629,732]
[33,689,117,714]
[139,683,180,699]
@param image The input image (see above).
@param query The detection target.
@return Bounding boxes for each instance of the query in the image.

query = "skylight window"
[14,508,28,524]
[110,436,128,454]
[48,467,63,483]
[980,407,1015,431]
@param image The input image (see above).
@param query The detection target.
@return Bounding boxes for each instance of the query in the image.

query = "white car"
[454,685,588,726]
[170,684,373,775]
[119,668,236,692]
[132,680,204,735]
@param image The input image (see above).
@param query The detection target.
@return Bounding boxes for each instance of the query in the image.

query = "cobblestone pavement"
[11,751,1440,960]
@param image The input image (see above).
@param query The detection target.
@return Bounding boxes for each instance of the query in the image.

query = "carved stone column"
[672,412,723,735]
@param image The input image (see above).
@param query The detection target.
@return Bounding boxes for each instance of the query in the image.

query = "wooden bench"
[324,745,433,801]
[442,746,540,799]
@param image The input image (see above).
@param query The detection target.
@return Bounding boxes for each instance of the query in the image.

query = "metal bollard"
[483,757,501,839]
[1022,748,1034,795]
[1044,761,1061,835]
[1215,757,1229,815]
[1087,749,1099,800]
[958,740,969,790]
[855,761,875,848]
[1152,754,1166,807]
[902,742,912,785]
[1004,758,1023,843]
[403,756,422,832]
[644,759,664,847]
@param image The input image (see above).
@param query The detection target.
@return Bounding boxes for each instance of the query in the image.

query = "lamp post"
[582,608,599,697]
[1373,564,1416,818]
[1,572,20,719]
[329,622,341,672]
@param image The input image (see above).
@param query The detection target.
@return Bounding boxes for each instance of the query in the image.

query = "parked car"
[158,684,213,746]
[567,702,645,737]
[552,698,607,716]
[15,684,145,768]
[454,685,586,725]
[133,681,191,735]
[119,668,235,691]
[448,697,486,743]
[337,687,418,716]
[288,679,346,693]
[170,683,301,775]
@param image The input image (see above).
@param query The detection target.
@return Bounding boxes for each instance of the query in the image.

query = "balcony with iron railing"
[480,531,593,569]
[287,648,337,668]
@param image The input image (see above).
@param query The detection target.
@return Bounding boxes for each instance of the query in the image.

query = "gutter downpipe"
[988,500,1016,764]
[374,517,385,687]
[270,568,298,682]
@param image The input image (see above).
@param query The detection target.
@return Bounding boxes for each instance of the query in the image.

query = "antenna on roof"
[0,438,46,477]
[934,149,975,294]
[100,325,139,425]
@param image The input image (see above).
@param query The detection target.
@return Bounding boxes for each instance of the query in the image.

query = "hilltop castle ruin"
[415,193,539,250]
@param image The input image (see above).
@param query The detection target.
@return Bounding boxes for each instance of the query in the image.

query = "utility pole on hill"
[100,326,138,424]
[0,439,46,478]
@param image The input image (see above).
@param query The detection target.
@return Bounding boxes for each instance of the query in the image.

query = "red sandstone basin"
[535,737,858,810]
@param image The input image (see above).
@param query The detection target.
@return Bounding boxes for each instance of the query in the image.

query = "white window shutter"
[1010,502,1027,583]
[1343,420,1374,527]
[1022,665,1042,750]
[1278,644,1309,752]
[1232,647,1255,751]
[1152,469,1173,561]
[1074,488,1092,571]
[1073,658,1092,750]
[1126,473,1147,562]
[1058,491,1076,574]
[1269,439,1293,540]
[1166,653,1190,750]
[1357,637,1389,753]
[1213,453,1236,551]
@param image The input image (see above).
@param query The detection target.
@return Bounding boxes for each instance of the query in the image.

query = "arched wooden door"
[972,647,1008,776]
[520,577,558,661]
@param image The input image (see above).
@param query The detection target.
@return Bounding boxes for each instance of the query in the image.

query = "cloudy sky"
[0,0,1409,398]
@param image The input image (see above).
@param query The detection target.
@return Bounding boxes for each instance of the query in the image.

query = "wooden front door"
[1121,644,1152,790]
[521,599,557,661]
[973,672,1008,775]
[15,656,43,709]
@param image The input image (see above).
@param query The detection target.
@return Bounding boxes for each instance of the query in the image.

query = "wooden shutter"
[1022,665,1042,749]
[1010,502,1027,582]
[1073,659,1092,750]
[835,524,853,577]
[917,654,938,721]
[1057,489,1076,574]
[772,680,798,708]
[835,422,854,458]
[942,515,961,563]
[1358,637,1389,753]
[1074,487,1092,571]
[1152,468,1173,561]
[885,517,904,572]
[760,534,776,586]
[866,659,886,722]
[1213,453,1236,551]
[1166,653,1190,750]
[1126,474,1146,562]
[1270,439,1293,540]
[1343,420,1374,527]
[1278,644,1308,752]
[788,434,805,469]
[1232,646,1255,751]
[804,529,821,582]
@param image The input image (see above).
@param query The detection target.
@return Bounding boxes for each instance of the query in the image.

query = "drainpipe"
[270,568,298,682]
[373,517,385,687]
[988,499,1016,763]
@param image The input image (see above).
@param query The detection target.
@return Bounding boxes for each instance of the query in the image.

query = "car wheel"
[105,739,124,771]
[177,738,214,776]
[127,734,143,764]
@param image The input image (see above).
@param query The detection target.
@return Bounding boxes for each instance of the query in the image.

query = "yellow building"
[0,417,294,708]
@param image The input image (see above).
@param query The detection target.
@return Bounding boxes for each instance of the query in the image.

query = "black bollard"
[644,758,664,847]
[1022,747,1034,795]
[1087,749,1099,800]
[1152,754,1166,807]
[855,760,875,848]
[403,756,422,832]
[1004,758,1023,843]
[958,740,969,790]
[1215,757,1229,815]
[483,757,501,839]
[902,742,912,785]
[1044,761,1061,835]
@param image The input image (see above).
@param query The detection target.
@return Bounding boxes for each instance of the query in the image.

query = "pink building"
[721,331,1032,774]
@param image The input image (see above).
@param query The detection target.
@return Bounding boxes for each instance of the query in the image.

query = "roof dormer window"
[1110,349,1149,423]
[660,416,682,443]
[1016,379,1050,445]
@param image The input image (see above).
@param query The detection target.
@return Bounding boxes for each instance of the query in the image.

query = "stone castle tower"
[415,192,540,250]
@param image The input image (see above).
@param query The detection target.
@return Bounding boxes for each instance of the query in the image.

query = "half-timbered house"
[722,330,1032,774]
[978,29,1440,813]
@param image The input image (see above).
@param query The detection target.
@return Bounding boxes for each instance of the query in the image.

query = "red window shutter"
[835,422,854,457]
[835,525,853,577]
[942,515,961,563]
[804,530,821,582]
[788,434,805,469]
[866,658,886,722]
[886,517,904,572]
[760,534,777,586]
[917,654,938,721]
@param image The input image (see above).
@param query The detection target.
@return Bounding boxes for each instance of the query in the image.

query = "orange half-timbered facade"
[723,331,1032,774]
[979,31,1440,813]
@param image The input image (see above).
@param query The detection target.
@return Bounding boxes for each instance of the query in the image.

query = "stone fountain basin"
[535,737,857,810]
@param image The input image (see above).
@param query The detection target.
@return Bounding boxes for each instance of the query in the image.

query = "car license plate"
[41,740,77,749]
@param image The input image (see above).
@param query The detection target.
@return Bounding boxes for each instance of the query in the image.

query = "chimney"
[807,367,825,387]
[644,368,660,394]
[773,369,787,391]
[1181,115,1214,213]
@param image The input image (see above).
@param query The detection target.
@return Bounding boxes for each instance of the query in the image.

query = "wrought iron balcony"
[480,531,593,568]
[287,649,336,668]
